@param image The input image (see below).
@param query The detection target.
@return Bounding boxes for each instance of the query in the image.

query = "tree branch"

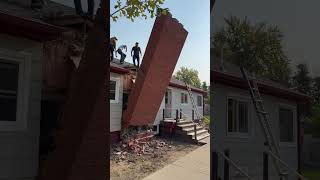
[110,5,129,17]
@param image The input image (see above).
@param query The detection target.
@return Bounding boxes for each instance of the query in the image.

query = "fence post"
[224,149,230,180]
[163,109,165,120]
[212,151,219,180]
[192,109,194,120]
[263,152,268,180]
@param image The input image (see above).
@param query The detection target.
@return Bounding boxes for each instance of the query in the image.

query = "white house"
[110,60,207,142]
[211,61,311,179]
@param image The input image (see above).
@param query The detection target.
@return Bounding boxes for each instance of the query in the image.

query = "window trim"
[0,48,31,131]
[226,95,251,138]
[278,103,297,147]
[181,92,188,105]
[197,95,203,107]
[110,77,120,104]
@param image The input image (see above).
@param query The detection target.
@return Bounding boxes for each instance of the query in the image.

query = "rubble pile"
[111,134,173,162]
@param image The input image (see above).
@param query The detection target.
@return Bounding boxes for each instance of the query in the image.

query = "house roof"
[211,60,311,102]
[0,1,79,41]
[110,59,207,95]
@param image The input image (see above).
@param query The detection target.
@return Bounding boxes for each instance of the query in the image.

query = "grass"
[203,115,210,126]
[303,168,320,180]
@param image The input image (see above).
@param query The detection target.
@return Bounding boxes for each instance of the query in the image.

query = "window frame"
[197,95,203,107]
[0,48,31,131]
[110,77,120,104]
[278,103,297,147]
[181,92,188,105]
[226,95,251,138]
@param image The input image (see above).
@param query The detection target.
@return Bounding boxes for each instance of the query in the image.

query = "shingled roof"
[211,59,311,102]
[110,59,207,95]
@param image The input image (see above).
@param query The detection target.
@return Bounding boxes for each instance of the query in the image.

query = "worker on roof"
[131,42,142,67]
[73,0,95,19]
[117,45,127,64]
[110,37,118,61]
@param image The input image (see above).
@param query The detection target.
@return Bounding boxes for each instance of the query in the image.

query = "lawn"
[303,168,320,180]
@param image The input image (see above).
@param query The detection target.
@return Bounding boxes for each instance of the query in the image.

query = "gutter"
[0,10,66,41]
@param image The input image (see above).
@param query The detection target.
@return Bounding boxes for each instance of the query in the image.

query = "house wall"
[212,83,298,180]
[0,34,42,180]
[153,86,204,125]
[110,72,123,132]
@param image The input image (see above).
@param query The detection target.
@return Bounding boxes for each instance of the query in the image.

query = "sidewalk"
[143,138,210,180]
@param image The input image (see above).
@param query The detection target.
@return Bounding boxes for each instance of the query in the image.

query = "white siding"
[153,86,204,125]
[213,84,298,180]
[0,34,42,180]
[110,73,123,132]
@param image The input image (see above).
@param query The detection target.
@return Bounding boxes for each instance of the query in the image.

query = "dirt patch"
[110,136,201,180]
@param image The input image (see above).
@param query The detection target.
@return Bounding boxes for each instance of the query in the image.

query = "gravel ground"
[110,137,201,180]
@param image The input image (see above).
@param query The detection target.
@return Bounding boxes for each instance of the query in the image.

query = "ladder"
[184,82,202,122]
[240,67,290,180]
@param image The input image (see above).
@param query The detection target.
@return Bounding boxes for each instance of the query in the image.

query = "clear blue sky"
[111,0,210,84]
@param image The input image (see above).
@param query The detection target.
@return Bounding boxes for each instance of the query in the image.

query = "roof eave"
[211,70,311,103]
[0,11,66,41]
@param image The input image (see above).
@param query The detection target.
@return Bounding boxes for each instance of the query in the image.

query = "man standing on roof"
[110,37,117,61]
[117,45,127,64]
[131,42,142,67]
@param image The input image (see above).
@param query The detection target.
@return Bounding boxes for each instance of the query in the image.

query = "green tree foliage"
[305,105,320,137]
[291,64,312,95]
[212,16,291,84]
[111,0,169,22]
[202,81,208,91]
[174,67,202,88]
[312,77,320,105]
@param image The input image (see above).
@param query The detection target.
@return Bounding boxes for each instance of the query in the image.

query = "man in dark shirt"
[131,42,142,67]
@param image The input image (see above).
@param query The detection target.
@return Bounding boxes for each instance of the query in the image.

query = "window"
[110,77,120,103]
[0,50,31,131]
[197,95,202,107]
[0,62,19,121]
[181,93,188,104]
[227,98,249,133]
[279,108,294,142]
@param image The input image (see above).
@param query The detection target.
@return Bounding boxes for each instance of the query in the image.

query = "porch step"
[188,129,208,137]
[182,126,203,132]
[177,120,193,125]
[192,133,210,141]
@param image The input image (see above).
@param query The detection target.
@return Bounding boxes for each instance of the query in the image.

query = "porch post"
[180,109,182,119]
[224,149,230,180]
[263,152,269,180]
[163,109,165,120]
[192,110,194,120]
[176,109,179,120]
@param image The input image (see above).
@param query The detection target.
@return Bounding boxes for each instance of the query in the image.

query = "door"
[164,89,172,118]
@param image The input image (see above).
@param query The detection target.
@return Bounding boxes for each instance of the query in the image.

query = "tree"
[111,0,169,22]
[305,105,320,137]
[312,77,320,105]
[202,81,208,91]
[212,16,291,84]
[291,64,312,95]
[174,67,202,88]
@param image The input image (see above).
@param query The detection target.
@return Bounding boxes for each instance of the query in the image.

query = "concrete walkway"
[143,138,210,180]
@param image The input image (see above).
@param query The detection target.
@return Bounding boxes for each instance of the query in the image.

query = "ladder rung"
[258,111,269,115]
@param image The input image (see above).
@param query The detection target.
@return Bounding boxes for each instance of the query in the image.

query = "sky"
[51,0,210,83]
[111,0,210,84]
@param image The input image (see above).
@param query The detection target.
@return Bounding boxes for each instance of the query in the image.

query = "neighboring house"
[211,61,311,179]
[212,0,320,76]
[110,59,207,142]
[0,1,94,179]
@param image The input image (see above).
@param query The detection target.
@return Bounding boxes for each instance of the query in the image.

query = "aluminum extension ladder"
[240,67,303,180]
[185,82,202,122]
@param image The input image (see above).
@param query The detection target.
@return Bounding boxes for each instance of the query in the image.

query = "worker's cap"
[111,37,118,40]
[135,42,139,44]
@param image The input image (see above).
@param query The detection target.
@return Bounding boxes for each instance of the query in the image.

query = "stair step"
[182,126,203,132]
[188,129,208,136]
[177,120,193,125]
[193,133,210,141]
[178,123,196,128]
